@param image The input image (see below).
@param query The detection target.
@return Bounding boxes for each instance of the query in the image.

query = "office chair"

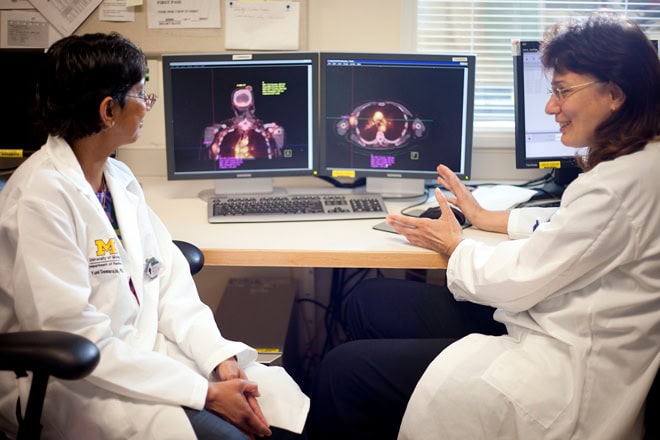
[173,239,205,275]
[0,240,205,440]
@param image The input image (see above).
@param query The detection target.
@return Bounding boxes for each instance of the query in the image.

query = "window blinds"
[416,1,660,129]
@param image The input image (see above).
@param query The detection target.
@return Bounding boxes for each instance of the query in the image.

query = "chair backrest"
[173,240,205,275]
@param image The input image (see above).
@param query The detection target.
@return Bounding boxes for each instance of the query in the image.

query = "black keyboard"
[208,192,388,223]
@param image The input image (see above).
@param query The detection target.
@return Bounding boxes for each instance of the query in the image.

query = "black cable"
[321,268,344,356]
[301,268,391,390]
[295,297,328,310]
[315,175,366,189]
[397,186,431,213]
[340,268,371,301]
[321,267,375,357]
[521,172,554,187]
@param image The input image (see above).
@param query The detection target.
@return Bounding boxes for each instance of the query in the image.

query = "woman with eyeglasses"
[0,33,309,439]
[308,11,659,440]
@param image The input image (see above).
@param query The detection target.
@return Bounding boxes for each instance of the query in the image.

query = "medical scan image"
[204,85,285,161]
[335,100,426,151]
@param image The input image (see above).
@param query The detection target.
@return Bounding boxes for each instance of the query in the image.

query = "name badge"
[145,257,161,279]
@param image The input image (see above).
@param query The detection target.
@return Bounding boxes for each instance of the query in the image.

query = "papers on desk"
[470,185,538,210]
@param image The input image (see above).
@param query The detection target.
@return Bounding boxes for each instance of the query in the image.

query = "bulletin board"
[1,0,307,56]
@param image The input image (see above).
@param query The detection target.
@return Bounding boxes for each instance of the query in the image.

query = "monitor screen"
[319,52,475,198]
[0,48,48,157]
[162,52,318,195]
[513,40,581,194]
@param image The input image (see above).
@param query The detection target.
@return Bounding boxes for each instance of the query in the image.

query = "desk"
[142,176,511,362]
[141,176,508,269]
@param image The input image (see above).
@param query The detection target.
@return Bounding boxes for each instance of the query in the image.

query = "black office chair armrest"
[0,331,100,380]
[173,240,205,275]
[0,331,99,439]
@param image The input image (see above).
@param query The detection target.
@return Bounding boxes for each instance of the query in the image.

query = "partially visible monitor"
[162,52,318,196]
[319,52,475,198]
[0,48,48,160]
[513,40,582,197]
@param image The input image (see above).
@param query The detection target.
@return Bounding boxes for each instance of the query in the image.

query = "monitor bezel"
[513,40,580,171]
[162,51,319,182]
[0,48,48,154]
[318,51,475,183]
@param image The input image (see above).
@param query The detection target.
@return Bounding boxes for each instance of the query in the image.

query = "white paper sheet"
[99,0,135,22]
[470,185,538,210]
[225,0,299,50]
[0,0,33,10]
[147,0,220,29]
[1,9,62,48]
[244,362,310,434]
[28,0,103,36]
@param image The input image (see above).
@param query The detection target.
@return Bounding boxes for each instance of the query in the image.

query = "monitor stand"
[199,177,281,201]
[365,177,426,199]
[214,177,275,195]
[539,167,580,198]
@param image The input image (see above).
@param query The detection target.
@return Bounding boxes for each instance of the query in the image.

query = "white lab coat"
[399,141,660,440]
[0,136,309,439]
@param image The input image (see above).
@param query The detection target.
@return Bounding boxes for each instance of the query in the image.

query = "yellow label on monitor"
[331,169,356,178]
[256,348,281,353]
[0,149,24,158]
[539,161,561,169]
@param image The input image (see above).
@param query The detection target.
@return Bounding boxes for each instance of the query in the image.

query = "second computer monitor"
[513,38,659,197]
[319,52,475,198]
[513,40,582,194]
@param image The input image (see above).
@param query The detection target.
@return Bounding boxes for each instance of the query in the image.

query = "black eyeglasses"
[126,91,157,110]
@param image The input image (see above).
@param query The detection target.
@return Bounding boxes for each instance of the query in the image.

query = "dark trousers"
[308,277,505,440]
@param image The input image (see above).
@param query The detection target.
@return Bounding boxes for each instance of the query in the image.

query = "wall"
[0,0,543,182]
[78,0,309,54]
[1,0,542,360]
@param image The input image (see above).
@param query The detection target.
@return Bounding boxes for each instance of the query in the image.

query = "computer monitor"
[514,38,659,198]
[513,40,582,197]
[162,52,318,196]
[0,48,48,157]
[319,52,475,198]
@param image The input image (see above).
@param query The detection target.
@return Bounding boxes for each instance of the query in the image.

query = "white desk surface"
[141,176,507,269]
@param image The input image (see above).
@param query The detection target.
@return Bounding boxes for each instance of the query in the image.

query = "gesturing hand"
[436,164,510,234]
[386,188,464,257]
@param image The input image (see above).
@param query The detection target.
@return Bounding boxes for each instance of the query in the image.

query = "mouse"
[419,205,466,225]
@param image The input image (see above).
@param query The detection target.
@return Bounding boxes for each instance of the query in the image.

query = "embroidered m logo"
[95,238,117,256]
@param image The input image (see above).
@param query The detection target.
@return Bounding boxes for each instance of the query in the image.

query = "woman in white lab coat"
[308,12,659,440]
[0,33,308,439]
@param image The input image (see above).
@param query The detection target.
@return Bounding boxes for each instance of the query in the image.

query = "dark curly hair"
[36,32,147,143]
[541,11,660,170]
